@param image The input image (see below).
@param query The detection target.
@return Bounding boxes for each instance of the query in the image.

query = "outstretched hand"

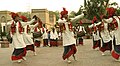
[83,11,87,16]
[32,15,38,20]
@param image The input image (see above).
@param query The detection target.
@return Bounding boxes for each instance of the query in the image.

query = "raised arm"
[21,15,38,26]
[102,18,113,23]
[70,13,84,22]
[21,19,36,27]
[57,18,66,23]
[29,22,39,29]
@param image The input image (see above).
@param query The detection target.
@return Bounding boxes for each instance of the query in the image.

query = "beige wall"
[0,9,56,32]
[31,9,56,30]
[0,11,11,23]
[0,11,11,32]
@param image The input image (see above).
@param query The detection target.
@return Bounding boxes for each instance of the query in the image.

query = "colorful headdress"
[60,7,68,19]
[10,12,19,19]
[20,15,28,22]
[106,7,116,18]
[79,20,82,25]
[92,16,97,24]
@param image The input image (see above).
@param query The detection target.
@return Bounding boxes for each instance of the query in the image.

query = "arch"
[1,16,6,23]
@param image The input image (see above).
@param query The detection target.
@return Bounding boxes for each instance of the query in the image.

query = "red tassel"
[111,50,119,60]
[113,18,118,29]
[38,20,42,28]
[18,22,23,34]
[11,22,16,35]
[68,22,72,31]
[27,25,30,33]
[34,27,37,32]
[80,20,82,25]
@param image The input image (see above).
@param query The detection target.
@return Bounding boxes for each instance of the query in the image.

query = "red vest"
[112,18,118,29]
[38,20,42,28]
[59,23,66,32]
[68,22,73,31]
[11,21,23,34]
[26,25,31,33]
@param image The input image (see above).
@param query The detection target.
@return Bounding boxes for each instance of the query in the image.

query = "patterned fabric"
[100,40,112,52]
[62,44,77,60]
[93,39,101,49]
[50,39,58,47]
[34,40,40,47]
[26,44,35,51]
[112,50,120,60]
[11,48,26,61]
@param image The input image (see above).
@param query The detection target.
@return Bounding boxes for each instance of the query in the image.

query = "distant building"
[49,11,56,27]
[0,10,11,32]
[0,9,56,32]
[31,9,56,29]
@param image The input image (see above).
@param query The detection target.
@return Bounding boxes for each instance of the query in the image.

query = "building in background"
[0,11,11,32]
[31,9,56,30]
[0,9,56,32]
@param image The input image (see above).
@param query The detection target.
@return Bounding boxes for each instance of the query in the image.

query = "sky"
[0,0,119,12]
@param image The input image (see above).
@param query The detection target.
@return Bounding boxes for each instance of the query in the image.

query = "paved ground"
[0,39,120,66]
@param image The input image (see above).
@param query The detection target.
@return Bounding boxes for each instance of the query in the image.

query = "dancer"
[7,12,38,63]
[58,8,85,63]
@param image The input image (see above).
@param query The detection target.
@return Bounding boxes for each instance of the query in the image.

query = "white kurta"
[103,16,120,45]
[7,19,35,49]
[100,23,111,43]
[50,29,58,40]
[50,31,56,40]
[42,31,48,39]
[58,14,84,46]
[23,25,33,45]
[93,30,101,41]
[111,16,120,45]
[23,23,39,45]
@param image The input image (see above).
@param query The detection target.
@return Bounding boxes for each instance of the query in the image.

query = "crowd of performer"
[4,6,120,64]
[86,7,120,62]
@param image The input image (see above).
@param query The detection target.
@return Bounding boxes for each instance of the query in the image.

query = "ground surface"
[0,39,119,66]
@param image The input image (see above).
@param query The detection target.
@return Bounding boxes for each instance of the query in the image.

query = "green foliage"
[69,11,76,18]
[84,0,107,21]
[54,11,60,21]
[83,0,120,21]
[116,7,120,16]
[21,12,31,20]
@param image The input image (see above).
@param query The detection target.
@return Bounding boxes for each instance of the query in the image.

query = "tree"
[116,7,120,16]
[20,12,31,20]
[84,0,108,21]
[69,11,76,18]
[54,10,60,21]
